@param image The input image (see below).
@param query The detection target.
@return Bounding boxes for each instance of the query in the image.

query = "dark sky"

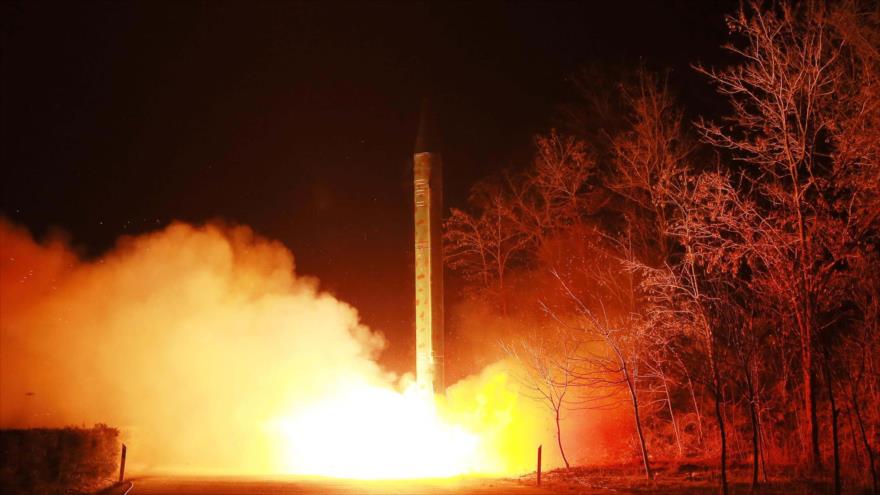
[1,0,737,374]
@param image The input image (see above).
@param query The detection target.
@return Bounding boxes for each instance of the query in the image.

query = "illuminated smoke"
[0,219,565,476]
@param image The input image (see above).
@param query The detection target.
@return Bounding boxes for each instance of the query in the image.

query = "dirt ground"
[526,461,869,494]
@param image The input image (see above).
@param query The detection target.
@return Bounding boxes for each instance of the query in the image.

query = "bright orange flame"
[265,361,557,479]
[271,384,477,478]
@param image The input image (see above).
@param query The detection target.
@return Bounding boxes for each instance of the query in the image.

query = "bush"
[0,424,120,495]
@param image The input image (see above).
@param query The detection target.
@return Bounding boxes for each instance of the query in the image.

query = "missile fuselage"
[413,108,444,395]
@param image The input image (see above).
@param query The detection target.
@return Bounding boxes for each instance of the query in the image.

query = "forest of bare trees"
[444,2,879,493]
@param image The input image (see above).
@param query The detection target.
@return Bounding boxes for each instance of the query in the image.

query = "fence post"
[118,443,127,483]
[537,444,542,486]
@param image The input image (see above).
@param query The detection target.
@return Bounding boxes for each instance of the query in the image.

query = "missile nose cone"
[415,98,440,154]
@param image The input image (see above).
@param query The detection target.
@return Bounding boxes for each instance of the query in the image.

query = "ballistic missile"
[413,100,444,395]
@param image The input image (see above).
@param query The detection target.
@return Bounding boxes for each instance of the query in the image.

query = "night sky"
[2,1,738,374]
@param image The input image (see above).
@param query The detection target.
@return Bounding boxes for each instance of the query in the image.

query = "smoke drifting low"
[1,219,395,472]
[0,219,563,475]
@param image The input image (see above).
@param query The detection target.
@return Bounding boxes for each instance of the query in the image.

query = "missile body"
[413,102,444,395]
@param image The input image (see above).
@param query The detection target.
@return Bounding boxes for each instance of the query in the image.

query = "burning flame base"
[271,385,477,479]
[269,363,551,479]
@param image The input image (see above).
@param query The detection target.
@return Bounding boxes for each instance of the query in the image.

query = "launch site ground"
[105,476,552,495]
[102,473,830,495]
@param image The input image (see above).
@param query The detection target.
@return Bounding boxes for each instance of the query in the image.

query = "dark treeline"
[444,2,879,493]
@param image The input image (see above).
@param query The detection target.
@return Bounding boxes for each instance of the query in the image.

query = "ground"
[98,470,849,495]
[109,476,554,495]
[536,463,846,494]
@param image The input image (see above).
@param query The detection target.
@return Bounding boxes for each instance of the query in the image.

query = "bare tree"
[508,130,598,245]
[444,131,596,309]
[445,4,879,487]
[444,180,532,310]
[503,326,580,469]
[847,252,880,493]
[607,68,693,262]
[641,341,684,458]
[636,252,730,495]
[543,234,655,481]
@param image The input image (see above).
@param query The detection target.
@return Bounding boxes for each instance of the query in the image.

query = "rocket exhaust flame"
[271,384,478,479]
[0,219,561,478]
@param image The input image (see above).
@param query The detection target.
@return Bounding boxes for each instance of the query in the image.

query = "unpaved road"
[122,476,567,495]
[116,475,828,494]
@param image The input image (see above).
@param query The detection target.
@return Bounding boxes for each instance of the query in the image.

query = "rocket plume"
[0,218,563,477]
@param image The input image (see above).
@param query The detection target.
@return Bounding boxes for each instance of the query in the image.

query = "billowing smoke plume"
[0,219,563,475]
[0,219,395,472]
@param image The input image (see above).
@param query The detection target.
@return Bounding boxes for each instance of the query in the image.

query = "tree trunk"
[687,371,705,446]
[662,375,683,457]
[746,370,761,489]
[624,366,653,480]
[714,381,728,495]
[738,327,761,490]
[710,344,728,495]
[794,402,808,460]
[755,384,769,483]
[849,376,877,494]
[555,406,570,469]
[823,359,841,495]
[798,308,822,471]
[677,351,705,447]
[847,406,863,471]
[807,350,822,472]
[723,396,743,465]
[788,126,821,473]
